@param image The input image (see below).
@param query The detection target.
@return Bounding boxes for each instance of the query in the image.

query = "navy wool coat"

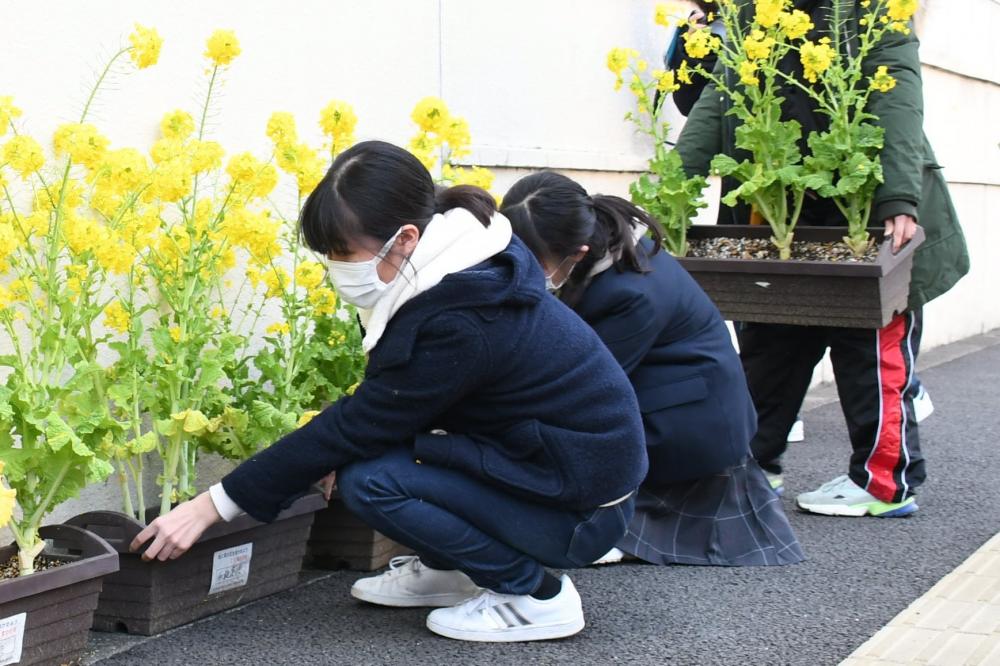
[223,236,648,522]
[572,238,756,485]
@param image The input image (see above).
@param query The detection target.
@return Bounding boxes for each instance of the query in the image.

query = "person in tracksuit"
[675,0,969,516]
[503,171,804,565]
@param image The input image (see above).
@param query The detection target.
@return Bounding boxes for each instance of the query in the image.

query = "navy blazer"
[223,235,648,522]
[572,238,756,484]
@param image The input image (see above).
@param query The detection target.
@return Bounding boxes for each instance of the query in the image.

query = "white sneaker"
[913,386,934,423]
[787,419,805,443]
[351,555,481,607]
[796,475,918,517]
[426,574,585,642]
[592,547,625,565]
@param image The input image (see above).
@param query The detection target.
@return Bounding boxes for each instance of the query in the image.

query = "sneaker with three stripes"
[426,574,585,642]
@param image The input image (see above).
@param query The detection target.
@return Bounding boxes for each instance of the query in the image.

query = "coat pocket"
[480,420,566,499]
[637,375,709,413]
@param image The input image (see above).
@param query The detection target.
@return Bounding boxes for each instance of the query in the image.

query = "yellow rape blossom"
[169,326,182,343]
[128,24,163,69]
[653,69,679,94]
[53,123,109,170]
[606,47,638,90]
[870,65,897,92]
[887,0,918,22]
[779,9,813,40]
[0,96,22,136]
[743,30,776,60]
[800,40,836,83]
[654,3,685,27]
[3,135,44,178]
[411,97,450,133]
[440,117,471,158]
[319,100,357,151]
[160,110,195,141]
[95,148,150,194]
[683,29,719,60]
[408,132,439,171]
[266,322,290,336]
[190,140,224,172]
[148,159,193,202]
[262,266,289,298]
[309,287,337,315]
[295,261,325,291]
[204,29,241,66]
[754,0,785,28]
[739,60,760,86]
[266,112,298,146]
[677,60,693,85]
[103,301,131,334]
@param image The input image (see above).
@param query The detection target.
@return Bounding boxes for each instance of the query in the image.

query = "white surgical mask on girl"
[325,228,404,309]
[545,256,576,292]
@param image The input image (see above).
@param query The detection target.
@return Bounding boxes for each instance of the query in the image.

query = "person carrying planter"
[675,0,969,516]
[129,140,649,642]
[502,171,804,566]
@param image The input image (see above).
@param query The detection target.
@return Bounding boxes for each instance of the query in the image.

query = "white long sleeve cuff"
[209,483,245,522]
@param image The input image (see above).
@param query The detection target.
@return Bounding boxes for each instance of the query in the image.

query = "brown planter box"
[677,225,926,328]
[0,524,119,666]
[66,492,325,635]
[307,494,411,571]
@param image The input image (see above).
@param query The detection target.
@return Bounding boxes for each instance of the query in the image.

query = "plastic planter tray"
[66,492,325,635]
[676,225,926,329]
[0,524,119,666]
[307,492,411,571]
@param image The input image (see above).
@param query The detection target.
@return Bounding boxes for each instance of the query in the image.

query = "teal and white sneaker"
[796,475,918,517]
[764,471,785,496]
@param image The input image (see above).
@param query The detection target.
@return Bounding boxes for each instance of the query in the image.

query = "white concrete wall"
[1,0,997,522]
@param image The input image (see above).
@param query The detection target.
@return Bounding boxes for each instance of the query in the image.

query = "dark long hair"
[300,140,496,255]
[500,171,662,306]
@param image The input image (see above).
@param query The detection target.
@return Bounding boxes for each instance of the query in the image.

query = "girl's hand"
[884,214,918,253]
[130,491,221,561]
[318,471,337,501]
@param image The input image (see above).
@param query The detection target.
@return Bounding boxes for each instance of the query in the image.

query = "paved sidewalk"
[86,330,1000,666]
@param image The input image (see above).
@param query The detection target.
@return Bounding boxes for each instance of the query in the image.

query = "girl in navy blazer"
[131,142,648,642]
[502,171,803,566]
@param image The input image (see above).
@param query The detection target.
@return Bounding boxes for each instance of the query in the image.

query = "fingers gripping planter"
[0,525,119,666]
[677,225,926,329]
[66,492,325,636]
[307,492,411,571]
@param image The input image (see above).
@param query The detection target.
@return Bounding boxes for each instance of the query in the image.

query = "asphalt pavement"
[86,331,1000,666]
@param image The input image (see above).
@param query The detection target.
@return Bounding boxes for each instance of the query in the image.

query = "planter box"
[66,492,325,635]
[0,524,119,666]
[307,493,411,571]
[677,225,926,328]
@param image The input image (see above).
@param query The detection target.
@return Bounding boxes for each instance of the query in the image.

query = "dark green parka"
[675,0,969,309]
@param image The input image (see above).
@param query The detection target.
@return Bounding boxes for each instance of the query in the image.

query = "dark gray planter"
[0,524,119,666]
[307,493,411,571]
[676,225,926,328]
[66,492,325,635]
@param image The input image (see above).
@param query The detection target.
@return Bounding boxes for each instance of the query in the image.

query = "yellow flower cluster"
[441,164,495,191]
[319,100,358,154]
[739,60,760,86]
[800,39,836,83]
[204,29,241,67]
[870,65,897,93]
[226,152,279,200]
[308,287,338,315]
[744,31,776,61]
[607,48,639,91]
[0,218,16,271]
[103,300,131,334]
[755,0,787,29]
[295,261,325,291]
[654,3,686,28]
[653,69,680,94]
[221,206,281,264]
[779,10,813,40]
[128,24,163,69]
[265,112,328,195]
[408,97,474,171]
[266,321,290,336]
[887,0,918,22]
[0,96,22,136]
[683,29,720,60]
[2,135,44,178]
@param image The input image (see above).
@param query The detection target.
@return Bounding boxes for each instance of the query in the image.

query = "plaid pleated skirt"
[617,457,805,566]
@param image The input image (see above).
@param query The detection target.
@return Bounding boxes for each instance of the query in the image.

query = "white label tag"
[0,612,26,666]
[209,543,253,595]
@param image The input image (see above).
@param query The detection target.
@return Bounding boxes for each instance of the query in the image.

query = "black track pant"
[738,311,925,503]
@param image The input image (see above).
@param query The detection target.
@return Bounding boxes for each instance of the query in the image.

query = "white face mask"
[545,256,576,293]
[325,229,404,309]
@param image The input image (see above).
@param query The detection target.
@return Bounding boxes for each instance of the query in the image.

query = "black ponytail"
[501,171,662,307]
[300,140,494,255]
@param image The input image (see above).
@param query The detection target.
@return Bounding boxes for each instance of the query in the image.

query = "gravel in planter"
[0,556,64,581]
[687,237,879,263]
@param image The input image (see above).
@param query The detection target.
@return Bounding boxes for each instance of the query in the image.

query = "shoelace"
[384,555,421,577]
[464,589,502,616]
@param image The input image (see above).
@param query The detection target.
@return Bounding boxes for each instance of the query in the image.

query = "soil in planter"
[687,237,879,263]
[0,554,64,580]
